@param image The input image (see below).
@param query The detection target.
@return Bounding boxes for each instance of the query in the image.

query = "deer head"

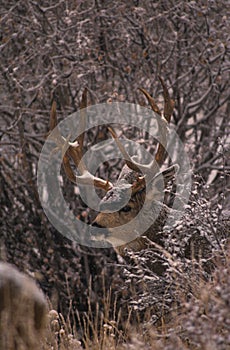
[49,78,177,256]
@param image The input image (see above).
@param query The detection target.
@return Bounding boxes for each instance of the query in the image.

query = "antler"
[49,90,113,192]
[108,77,174,175]
[48,79,174,193]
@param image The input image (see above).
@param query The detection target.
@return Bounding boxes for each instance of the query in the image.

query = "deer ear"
[146,164,179,201]
[161,164,179,185]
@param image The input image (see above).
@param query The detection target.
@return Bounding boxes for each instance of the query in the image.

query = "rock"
[0,262,47,350]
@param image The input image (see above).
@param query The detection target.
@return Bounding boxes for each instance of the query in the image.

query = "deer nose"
[91,222,104,229]
[91,221,110,239]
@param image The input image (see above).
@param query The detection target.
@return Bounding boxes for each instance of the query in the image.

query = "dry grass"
[0,248,229,350]
[37,245,230,349]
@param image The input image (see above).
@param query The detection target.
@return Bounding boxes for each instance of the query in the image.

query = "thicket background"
[0,1,229,348]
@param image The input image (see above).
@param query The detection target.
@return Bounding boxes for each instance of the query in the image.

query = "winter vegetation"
[0,1,229,349]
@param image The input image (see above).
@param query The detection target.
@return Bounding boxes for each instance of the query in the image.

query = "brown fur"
[92,166,176,256]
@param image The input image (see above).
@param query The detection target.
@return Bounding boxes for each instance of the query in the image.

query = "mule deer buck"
[49,78,178,257]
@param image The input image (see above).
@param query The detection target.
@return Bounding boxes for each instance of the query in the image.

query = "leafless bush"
[0,0,229,348]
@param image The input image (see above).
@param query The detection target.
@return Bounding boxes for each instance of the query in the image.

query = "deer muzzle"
[90,221,110,242]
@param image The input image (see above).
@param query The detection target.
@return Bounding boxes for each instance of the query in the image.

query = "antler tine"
[108,126,159,176]
[139,78,174,167]
[50,100,58,131]
[78,87,87,150]
[154,77,174,166]
[158,76,174,123]
[49,92,113,192]
[66,88,88,176]
[138,88,161,116]
[108,78,174,177]
[108,126,140,173]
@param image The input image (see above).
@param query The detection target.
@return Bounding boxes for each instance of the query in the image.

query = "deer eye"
[121,205,132,213]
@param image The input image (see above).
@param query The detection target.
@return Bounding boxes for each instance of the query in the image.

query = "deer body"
[92,165,175,255]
